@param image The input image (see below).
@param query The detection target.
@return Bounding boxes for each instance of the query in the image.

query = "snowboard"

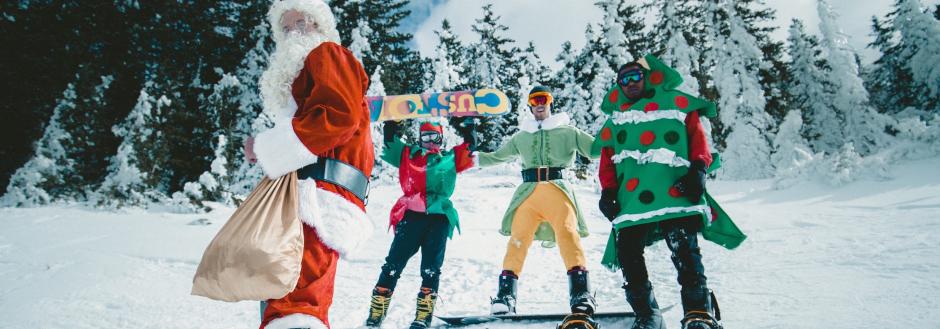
[368,88,511,122]
[436,305,674,326]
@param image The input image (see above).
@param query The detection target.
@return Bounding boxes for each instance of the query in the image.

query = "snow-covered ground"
[2,157,939,329]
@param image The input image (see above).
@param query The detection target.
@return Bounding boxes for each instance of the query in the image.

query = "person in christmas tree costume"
[477,86,600,328]
[364,120,477,329]
[593,55,747,329]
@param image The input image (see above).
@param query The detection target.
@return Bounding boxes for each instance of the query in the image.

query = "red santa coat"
[252,41,373,329]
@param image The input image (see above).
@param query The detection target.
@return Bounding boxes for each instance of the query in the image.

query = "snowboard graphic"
[368,88,511,122]
[436,305,674,326]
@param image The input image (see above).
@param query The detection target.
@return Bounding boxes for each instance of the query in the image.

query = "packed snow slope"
[2,157,939,329]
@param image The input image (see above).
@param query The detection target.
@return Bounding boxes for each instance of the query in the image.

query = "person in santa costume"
[475,86,601,328]
[243,1,373,328]
[364,120,476,328]
[593,55,746,329]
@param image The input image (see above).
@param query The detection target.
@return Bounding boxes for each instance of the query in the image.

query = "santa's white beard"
[259,32,327,119]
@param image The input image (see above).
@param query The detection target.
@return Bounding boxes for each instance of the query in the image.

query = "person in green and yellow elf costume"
[476,86,600,328]
[593,55,747,329]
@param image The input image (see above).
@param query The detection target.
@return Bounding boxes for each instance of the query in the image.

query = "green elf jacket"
[477,112,598,245]
[592,54,747,270]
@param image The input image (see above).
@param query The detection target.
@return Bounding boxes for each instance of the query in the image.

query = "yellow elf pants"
[502,182,587,275]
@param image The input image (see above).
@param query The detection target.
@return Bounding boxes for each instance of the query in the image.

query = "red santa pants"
[260,225,338,329]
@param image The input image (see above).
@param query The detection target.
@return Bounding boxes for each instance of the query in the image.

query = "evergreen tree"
[1,83,80,206]
[651,0,702,95]
[771,110,814,179]
[703,0,774,178]
[894,0,940,109]
[595,0,646,67]
[467,4,519,151]
[866,14,919,114]
[95,88,170,208]
[817,0,892,155]
[786,19,842,154]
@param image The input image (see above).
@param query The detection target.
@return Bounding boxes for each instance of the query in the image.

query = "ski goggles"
[618,70,644,86]
[419,132,443,144]
[528,92,553,106]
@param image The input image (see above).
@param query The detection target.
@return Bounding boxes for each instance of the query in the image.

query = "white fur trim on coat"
[297,179,373,258]
[264,313,327,329]
[611,148,691,168]
[254,118,319,179]
[268,0,341,44]
[519,112,571,133]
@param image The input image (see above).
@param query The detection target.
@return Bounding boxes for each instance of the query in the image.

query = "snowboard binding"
[557,312,600,329]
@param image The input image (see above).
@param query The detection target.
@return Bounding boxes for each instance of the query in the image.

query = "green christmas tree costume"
[592,55,747,270]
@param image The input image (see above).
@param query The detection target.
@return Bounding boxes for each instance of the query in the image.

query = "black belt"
[297,158,370,204]
[521,167,564,182]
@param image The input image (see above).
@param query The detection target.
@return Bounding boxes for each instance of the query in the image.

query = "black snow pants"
[375,210,450,292]
[615,215,707,289]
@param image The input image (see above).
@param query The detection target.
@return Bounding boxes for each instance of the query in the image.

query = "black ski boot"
[490,271,517,315]
[680,285,722,329]
[365,287,392,327]
[409,288,438,328]
[558,267,600,329]
[625,281,664,329]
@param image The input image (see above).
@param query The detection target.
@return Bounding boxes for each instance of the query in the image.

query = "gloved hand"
[459,118,478,152]
[599,188,620,221]
[674,160,707,203]
[383,121,401,144]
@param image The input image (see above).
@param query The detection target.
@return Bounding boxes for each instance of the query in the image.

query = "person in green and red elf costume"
[593,55,747,329]
[364,120,476,329]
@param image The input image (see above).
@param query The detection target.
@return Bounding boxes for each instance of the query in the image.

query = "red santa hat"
[267,0,341,44]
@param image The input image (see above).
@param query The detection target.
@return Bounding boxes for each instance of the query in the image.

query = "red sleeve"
[599,147,618,190]
[685,111,713,167]
[291,42,369,154]
[453,143,474,173]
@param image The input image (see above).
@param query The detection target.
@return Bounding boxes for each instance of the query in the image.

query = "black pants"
[616,216,706,289]
[375,210,450,292]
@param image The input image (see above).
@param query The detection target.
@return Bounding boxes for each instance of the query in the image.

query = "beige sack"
[191,173,304,302]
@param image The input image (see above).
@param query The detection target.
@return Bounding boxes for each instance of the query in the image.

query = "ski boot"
[490,271,517,315]
[680,285,722,329]
[365,287,392,327]
[625,281,664,329]
[558,267,600,329]
[409,288,438,328]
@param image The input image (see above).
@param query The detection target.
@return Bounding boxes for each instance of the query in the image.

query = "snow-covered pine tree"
[650,0,701,96]
[866,14,920,114]
[594,0,645,68]
[771,110,814,182]
[817,0,892,156]
[554,41,593,131]
[786,19,842,155]
[349,16,373,61]
[1,83,80,206]
[893,0,940,110]
[95,88,170,208]
[468,4,519,151]
[702,0,774,179]
[366,66,398,183]
[733,0,789,122]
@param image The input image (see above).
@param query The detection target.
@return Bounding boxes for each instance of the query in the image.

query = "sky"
[401,0,940,69]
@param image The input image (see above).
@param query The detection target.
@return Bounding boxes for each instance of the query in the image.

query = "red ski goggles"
[528,92,553,106]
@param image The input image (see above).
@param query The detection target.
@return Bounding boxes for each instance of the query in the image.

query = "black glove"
[674,160,707,203]
[599,188,621,221]
[458,119,478,152]
[383,121,401,144]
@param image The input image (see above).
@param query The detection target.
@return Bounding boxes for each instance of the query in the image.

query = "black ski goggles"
[419,132,443,144]
[618,70,644,86]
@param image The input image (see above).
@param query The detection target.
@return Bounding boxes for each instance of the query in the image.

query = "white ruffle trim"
[611,148,690,168]
[611,109,687,125]
[612,205,711,225]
